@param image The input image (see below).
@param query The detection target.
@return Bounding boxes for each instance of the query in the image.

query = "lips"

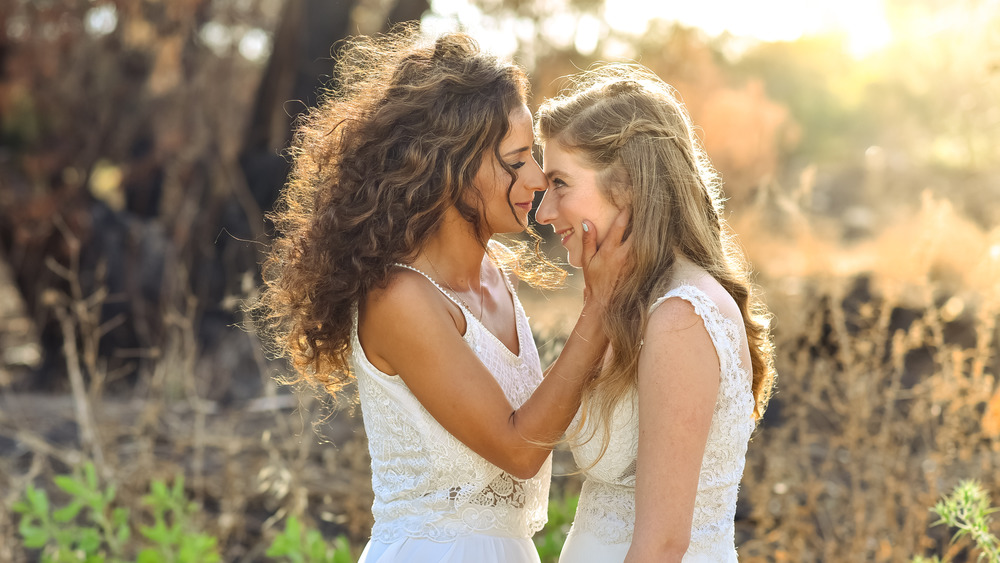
[514,201,533,212]
[555,227,575,246]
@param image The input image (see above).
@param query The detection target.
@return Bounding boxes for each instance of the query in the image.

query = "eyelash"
[510,162,525,170]
[551,178,567,189]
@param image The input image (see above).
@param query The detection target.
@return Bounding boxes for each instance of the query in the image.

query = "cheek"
[557,195,580,222]
[598,208,620,242]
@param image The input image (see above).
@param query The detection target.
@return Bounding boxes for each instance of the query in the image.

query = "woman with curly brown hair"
[534,64,776,562]
[255,28,628,562]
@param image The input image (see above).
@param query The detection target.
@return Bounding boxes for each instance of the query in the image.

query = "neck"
[416,207,489,290]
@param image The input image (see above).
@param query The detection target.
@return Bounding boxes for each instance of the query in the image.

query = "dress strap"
[391,263,471,315]
[648,284,746,379]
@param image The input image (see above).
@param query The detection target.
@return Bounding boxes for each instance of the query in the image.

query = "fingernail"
[582,222,589,232]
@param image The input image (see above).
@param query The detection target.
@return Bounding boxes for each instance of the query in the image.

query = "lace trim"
[648,284,747,382]
[573,480,635,544]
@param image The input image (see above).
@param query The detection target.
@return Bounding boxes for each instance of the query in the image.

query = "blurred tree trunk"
[238,0,429,215]
[238,0,354,212]
[385,0,431,28]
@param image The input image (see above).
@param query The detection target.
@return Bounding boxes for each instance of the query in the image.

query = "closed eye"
[510,161,526,170]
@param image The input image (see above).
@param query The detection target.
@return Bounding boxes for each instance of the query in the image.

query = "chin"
[499,224,526,235]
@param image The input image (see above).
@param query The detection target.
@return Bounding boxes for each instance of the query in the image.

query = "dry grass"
[730,192,1000,561]
[0,237,376,562]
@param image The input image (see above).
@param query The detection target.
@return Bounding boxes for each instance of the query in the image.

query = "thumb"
[580,220,597,266]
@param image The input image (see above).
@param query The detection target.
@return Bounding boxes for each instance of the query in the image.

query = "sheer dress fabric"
[559,285,755,563]
[351,256,550,563]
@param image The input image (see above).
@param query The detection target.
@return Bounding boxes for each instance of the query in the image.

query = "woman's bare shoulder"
[362,267,460,328]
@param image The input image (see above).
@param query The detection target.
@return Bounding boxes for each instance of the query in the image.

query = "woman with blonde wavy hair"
[534,64,776,562]
[255,28,628,563]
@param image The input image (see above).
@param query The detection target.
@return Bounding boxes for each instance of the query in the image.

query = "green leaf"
[178,534,220,563]
[286,516,302,542]
[115,521,131,546]
[27,485,49,515]
[54,475,88,498]
[139,522,168,544]
[111,507,129,527]
[137,548,165,563]
[165,521,184,545]
[53,500,85,523]
[150,480,168,500]
[19,524,49,548]
[171,473,185,499]
[103,482,116,504]
[77,527,102,553]
[266,534,293,557]
[332,535,353,563]
[51,525,80,548]
[11,500,30,514]
[305,529,327,561]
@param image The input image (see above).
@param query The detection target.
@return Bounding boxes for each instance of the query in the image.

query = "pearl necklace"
[426,256,486,321]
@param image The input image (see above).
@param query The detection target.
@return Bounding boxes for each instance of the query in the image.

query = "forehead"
[542,142,590,170]
[502,105,533,140]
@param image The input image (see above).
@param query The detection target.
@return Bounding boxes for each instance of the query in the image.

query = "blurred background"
[1,0,998,561]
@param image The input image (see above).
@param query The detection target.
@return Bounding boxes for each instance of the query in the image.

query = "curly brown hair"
[253,27,560,395]
[537,64,776,459]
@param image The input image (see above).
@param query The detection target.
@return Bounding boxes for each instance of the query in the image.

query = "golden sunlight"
[428,0,893,58]
[609,0,892,56]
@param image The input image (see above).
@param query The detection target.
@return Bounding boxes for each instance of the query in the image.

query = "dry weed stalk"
[40,217,119,477]
[737,273,998,562]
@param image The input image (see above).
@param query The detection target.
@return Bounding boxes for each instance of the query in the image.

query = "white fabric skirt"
[359,534,540,563]
[558,526,629,563]
[559,526,730,563]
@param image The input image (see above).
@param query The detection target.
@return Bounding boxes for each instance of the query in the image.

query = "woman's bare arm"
[625,297,720,562]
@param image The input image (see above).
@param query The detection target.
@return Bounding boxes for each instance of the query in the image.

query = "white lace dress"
[559,285,755,563]
[352,262,551,563]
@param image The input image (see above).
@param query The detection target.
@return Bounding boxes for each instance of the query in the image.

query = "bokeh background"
[1,0,998,561]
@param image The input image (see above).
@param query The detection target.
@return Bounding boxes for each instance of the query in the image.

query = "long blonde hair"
[536,64,775,458]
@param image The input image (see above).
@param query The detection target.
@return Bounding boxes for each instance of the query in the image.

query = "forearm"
[502,303,607,472]
[627,524,690,563]
[624,539,687,563]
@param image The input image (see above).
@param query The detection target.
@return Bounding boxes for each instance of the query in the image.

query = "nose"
[534,186,555,225]
[523,156,547,193]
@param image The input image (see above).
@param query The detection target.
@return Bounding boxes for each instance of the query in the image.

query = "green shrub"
[535,493,578,563]
[136,473,220,563]
[12,462,219,563]
[913,480,1000,563]
[266,515,353,563]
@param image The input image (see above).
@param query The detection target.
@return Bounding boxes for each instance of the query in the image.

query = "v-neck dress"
[352,253,550,563]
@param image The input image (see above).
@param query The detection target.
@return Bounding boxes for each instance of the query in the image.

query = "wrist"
[581,295,609,317]
[574,304,608,341]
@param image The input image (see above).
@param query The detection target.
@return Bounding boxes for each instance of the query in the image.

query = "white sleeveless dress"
[559,285,755,563]
[351,259,550,563]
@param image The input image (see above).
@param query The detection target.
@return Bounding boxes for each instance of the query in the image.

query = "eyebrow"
[503,146,531,158]
[545,169,569,180]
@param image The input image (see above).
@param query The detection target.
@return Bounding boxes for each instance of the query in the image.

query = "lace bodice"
[350,257,551,543]
[569,285,754,559]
